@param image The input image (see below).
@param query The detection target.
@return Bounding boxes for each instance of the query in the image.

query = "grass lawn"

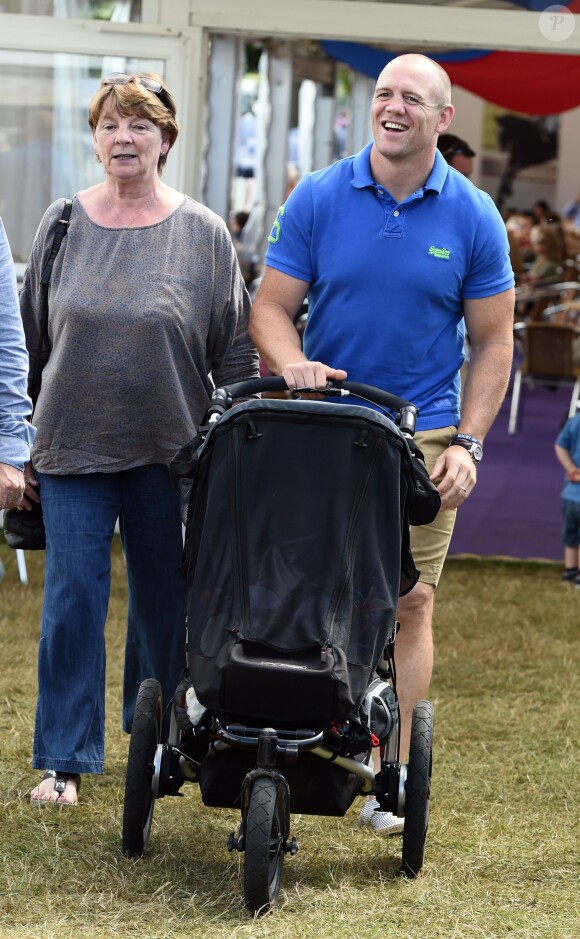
[0,544,578,939]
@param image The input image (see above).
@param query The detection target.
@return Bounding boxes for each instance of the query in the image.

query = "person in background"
[523,224,565,284]
[19,73,258,806]
[249,53,514,834]
[502,206,519,224]
[562,191,580,229]
[230,210,256,287]
[506,229,524,283]
[230,210,249,242]
[0,216,35,584]
[555,410,580,587]
[437,132,475,178]
[531,199,552,225]
[505,210,534,266]
[545,212,569,269]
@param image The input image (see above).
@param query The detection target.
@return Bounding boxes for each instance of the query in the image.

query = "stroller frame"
[122,378,435,913]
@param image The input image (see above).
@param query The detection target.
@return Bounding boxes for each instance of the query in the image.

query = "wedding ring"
[460,486,467,492]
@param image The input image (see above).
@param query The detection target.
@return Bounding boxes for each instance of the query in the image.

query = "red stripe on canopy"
[445,50,580,115]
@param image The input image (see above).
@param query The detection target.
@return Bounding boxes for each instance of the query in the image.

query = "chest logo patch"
[429,246,451,260]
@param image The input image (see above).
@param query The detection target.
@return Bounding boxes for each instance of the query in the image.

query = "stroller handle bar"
[209,377,419,436]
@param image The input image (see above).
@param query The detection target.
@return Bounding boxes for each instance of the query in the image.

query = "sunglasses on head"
[101,73,172,111]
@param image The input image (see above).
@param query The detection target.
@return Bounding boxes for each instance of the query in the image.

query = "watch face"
[450,436,483,463]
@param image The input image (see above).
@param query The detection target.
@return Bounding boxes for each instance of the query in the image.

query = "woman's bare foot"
[31,771,80,806]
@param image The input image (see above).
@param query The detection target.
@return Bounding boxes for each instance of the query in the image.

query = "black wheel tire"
[401,699,434,878]
[243,777,285,912]
[122,679,163,858]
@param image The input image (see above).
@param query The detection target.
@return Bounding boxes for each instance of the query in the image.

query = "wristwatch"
[449,433,483,464]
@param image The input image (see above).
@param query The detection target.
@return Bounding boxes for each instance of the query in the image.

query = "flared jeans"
[32,465,186,775]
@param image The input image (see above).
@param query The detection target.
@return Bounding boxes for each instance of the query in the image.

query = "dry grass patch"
[0,546,578,938]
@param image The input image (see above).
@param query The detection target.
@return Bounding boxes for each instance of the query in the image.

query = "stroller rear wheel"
[122,679,163,858]
[243,776,285,912]
[401,699,434,878]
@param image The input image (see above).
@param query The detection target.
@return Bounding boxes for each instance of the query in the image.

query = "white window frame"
[186,0,580,55]
[0,12,208,199]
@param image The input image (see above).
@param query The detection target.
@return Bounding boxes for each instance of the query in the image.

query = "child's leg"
[561,500,579,579]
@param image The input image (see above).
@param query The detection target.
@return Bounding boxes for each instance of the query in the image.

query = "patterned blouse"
[20,195,259,474]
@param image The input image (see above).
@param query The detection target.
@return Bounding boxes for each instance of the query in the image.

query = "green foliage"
[0,546,577,938]
[89,1,118,21]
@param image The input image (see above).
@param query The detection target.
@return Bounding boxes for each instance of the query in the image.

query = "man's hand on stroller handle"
[281,360,347,394]
[211,374,418,433]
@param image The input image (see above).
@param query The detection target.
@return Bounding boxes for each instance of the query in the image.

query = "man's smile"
[382,121,408,132]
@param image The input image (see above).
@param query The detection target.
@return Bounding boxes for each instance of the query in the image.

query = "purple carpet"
[448,380,572,562]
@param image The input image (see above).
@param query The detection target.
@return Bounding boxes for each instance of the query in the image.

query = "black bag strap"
[29,198,72,406]
[40,199,73,286]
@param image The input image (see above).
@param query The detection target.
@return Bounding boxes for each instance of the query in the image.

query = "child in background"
[554,410,580,585]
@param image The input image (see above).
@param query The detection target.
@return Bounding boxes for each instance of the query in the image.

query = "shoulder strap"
[29,198,72,406]
[40,198,72,286]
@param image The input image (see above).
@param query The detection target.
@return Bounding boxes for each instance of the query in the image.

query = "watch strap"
[450,433,482,448]
[449,434,483,464]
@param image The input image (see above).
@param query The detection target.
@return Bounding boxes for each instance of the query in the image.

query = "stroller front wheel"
[122,678,163,858]
[243,776,285,912]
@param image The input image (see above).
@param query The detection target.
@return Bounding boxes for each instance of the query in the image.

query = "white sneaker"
[358,798,380,826]
[358,798,404,835]
[370,810,404,836]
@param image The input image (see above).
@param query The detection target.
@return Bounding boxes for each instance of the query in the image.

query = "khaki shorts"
[410,426,457,587]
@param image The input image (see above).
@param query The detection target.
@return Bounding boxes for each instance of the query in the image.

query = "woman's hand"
[16,462,41,511]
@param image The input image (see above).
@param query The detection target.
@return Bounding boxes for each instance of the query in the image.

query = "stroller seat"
[183,396,418,726]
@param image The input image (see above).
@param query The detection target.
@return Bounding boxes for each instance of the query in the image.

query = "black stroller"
[122,378,439,912]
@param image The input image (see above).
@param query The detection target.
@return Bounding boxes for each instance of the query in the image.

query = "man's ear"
[437,105,455,134]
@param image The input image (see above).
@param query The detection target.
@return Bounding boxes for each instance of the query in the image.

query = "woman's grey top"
[20,195,259,474]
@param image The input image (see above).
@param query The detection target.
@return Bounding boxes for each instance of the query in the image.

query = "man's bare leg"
[394,580,435,760]
[361,581,434,833]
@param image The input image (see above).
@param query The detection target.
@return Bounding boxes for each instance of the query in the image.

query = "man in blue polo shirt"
[250,53,514,833]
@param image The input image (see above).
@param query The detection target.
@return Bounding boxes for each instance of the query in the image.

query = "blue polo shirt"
[556,414,580,504]
[264,145,514,430]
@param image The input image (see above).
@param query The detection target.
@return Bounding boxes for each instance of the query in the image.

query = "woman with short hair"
[21,73,258,805]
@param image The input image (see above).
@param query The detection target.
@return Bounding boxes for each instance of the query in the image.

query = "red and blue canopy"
[321,0,580,115]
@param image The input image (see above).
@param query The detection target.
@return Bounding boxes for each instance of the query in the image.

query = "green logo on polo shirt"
[268,205,285,244]
[429,246,451,260]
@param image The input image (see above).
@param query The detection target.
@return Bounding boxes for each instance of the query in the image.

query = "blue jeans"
[32,465,186,775]
[562,497,580,547]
